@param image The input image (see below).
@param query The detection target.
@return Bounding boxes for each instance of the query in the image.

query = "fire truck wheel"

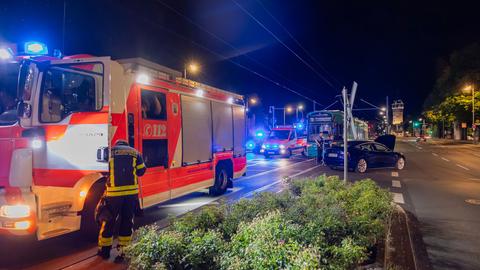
[209,167,229,196]
[81,181,105,241]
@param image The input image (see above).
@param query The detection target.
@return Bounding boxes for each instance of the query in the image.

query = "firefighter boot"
[114,246,125,263]
[97,246,111,260]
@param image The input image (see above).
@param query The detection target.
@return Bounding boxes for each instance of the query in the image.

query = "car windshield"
[268,130,290,140]
[0,63,19,126]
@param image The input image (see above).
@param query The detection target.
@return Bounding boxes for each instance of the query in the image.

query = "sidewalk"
[426,137,480,146]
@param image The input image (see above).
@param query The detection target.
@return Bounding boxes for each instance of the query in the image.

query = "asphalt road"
[2,139,479,269]
[395,138,480,270]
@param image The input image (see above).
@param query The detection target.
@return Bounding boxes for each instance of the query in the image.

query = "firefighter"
[97,140,147,261]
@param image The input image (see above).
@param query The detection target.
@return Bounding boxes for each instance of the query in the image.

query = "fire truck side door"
[138,88,170,207]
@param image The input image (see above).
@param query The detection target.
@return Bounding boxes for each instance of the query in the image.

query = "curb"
[395,205,432,270]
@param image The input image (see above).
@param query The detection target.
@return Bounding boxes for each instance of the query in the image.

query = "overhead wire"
[254,0,342,86]
[231,0,335,89]
[156,0,322,105]
[137,14,320,104]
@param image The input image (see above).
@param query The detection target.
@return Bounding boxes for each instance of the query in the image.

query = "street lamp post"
[463,85,476,143]
[296,104,304,121]
[184,62,199,79]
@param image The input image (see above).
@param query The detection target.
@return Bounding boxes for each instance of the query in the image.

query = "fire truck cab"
[0,42,247,240]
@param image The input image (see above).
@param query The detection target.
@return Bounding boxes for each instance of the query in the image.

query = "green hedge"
[126,176,393,270]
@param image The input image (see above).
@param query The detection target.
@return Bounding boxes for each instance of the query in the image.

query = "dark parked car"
[324,135,405,173]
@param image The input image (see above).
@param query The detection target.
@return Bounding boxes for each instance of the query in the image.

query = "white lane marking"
[158,201,220,209]
[432,153,438,156]
[391,171,399,177]
[241,165,321,198]
[456,164,470,171]
[239,159,314,182]
[392,180,401,188]
[392,192,405,204]
[441,157,450,162]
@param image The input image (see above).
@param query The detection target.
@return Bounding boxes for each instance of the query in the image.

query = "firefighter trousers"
[98,195,137,248]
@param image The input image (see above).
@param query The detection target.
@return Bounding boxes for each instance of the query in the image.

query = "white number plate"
[328,153,338,157]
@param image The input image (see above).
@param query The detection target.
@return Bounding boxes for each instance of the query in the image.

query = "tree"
[424,43,480,127]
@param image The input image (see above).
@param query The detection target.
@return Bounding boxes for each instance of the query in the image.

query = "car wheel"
[396,157,405,170]
[356,158,368,173]
[209,167,229,196]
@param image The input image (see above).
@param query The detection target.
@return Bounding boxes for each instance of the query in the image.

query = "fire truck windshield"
[40,64,103,123]
[0,63,19,125]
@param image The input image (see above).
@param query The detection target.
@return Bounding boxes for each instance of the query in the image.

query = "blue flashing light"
[0,47,13,60]
[24,41,48,55]
[256,132,264,137]
[297,123,304,130]
[246,140,255,150]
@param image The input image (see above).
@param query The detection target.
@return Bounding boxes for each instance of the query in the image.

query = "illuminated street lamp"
[296,104,304,121]
[379,111,384,115]
[463,84,476,143]
[286,106,293,113]
[184,62,200,79]
[381,107,386,112]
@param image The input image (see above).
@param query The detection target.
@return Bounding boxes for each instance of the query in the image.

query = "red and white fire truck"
[0,42,247,240]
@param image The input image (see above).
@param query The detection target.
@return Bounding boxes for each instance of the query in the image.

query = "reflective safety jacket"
[106,143,147,197]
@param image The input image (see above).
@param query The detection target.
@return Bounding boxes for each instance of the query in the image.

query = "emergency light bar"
[24,41,48,55]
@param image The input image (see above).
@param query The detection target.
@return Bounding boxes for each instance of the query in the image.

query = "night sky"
[1,0,479,121]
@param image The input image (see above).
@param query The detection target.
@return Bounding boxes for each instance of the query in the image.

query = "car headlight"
[261,144,266,149]
[279,145,285,149]
[0,205,31,218]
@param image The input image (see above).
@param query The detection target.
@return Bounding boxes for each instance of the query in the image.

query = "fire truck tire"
[209,167,230,196]
[81,181,105,240]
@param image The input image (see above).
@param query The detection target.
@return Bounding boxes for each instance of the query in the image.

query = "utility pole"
[342,87,348,183]
[283,109,286,126]
[386,96,389,134]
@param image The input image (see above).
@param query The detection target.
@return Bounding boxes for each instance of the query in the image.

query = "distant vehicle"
[324,135,405,173]
[260,126,307,158]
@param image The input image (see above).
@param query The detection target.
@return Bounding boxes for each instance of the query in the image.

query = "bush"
[171,205,225,234]
[220,191,294,239]
[221,211,320,270]
[126,175,393,270]
[126,226,185,270]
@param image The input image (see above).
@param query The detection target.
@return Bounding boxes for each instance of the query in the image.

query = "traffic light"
[413,121,420,128]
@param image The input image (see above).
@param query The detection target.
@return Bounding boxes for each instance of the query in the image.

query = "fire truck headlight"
[0,205,31,218]
[14,220,31,230]
[31,138,43,149]
[279,145,286,149]
[0,48,13,60]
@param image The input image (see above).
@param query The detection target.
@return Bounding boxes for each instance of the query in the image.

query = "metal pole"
[62,0,67,53]
[184,67,187,79]
[342,87,348,183]
[272,106,275,128]
[296,107,299,122]
[283,108,286,126]
[473,86,476,143]
[386,96,389,134]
